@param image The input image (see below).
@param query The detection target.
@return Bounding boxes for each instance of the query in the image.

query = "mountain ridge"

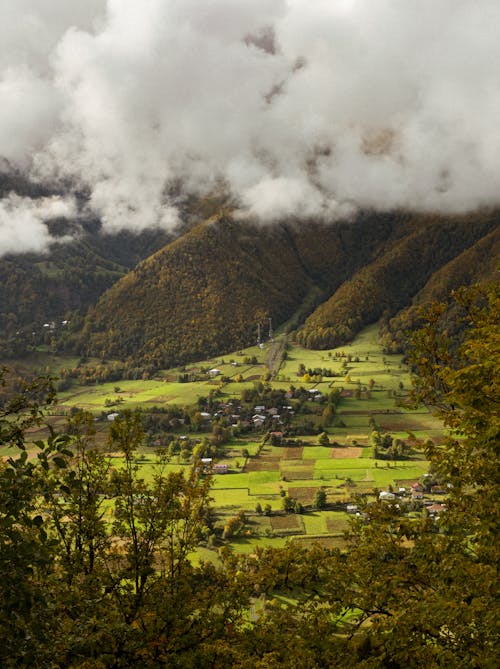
[80,210,499,368]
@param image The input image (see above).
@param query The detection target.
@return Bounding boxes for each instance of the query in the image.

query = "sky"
[1,0,499,254]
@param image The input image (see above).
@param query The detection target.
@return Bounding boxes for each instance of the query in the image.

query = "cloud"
[1,0,499,252]
[0,193,77,255]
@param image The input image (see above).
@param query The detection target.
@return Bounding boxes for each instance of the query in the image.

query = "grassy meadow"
[2,323,446,552]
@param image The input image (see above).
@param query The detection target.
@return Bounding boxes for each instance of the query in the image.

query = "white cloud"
[1,0,499,250]
[0,194,77,255]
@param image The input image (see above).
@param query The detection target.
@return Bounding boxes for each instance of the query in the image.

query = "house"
[427,503,446,516]
[199,412,212,420]
[208,368,221,376]
[411,482,424,492]
[431,485,446,494]
[201,458,213,473]
[346,504,358,514]
[307,389,323,401]
[379,491,396,501]
[213,463,228,474]
[106,413,119,421]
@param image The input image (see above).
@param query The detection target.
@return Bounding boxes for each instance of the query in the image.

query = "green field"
[2,323,446,553]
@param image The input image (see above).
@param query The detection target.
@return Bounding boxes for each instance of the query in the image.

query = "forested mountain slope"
[0,222,172,350]
[295,211,499,349]
[380,224,500,351]
[0,170,173,356]
[81,214,395,368]
[82,211,498,369]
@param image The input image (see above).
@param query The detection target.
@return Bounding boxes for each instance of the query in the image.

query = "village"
[13,323,448,551]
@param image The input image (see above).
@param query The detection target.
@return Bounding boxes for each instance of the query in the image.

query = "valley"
[1,3,498,663]
[2,323,444,554]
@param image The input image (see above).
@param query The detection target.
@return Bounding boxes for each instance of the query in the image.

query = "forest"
[1,195,498,371]
[81,211,498,370]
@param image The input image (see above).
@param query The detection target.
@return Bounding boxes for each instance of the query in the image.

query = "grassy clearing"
[301,511,349,535]
[58,379,210,411]
[229,536,290,553]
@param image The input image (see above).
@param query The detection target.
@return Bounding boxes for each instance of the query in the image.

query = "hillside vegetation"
[0,170,179,356]
[81,214,396,368]
[296,211,499,349]
[82,211,499,369]
[0,221,172,357]
[381,224,500,351]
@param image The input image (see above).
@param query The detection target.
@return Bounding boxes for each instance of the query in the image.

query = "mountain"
[0,162,177,359]
[1,166,498,369]
[380,223,500,351]
[1,222,172,320]
[0,218,172,357]
[80,210,499,369]
[80,213,396,368]
[295,210,500,349]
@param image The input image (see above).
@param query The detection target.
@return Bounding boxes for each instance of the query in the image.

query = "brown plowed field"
[330,446,362,458]
[271,514,302,531]
[283,447,304,459]
[326,517,349,533]
[245,455,281,472]
[287,486,318,503]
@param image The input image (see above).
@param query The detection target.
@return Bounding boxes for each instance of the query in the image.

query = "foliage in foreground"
[0,284,498,667]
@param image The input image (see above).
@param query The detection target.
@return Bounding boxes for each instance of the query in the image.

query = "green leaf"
[52,456,67,469]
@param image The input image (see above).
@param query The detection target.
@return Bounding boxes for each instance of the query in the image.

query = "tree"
[318,431,330,446]
[47,410,110,580]
[282,495,296,513]
[0,386,247,667]
[334,286,500,666]
[314,488,327,509]
[293,500,304,514]
[322,404,335,426]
